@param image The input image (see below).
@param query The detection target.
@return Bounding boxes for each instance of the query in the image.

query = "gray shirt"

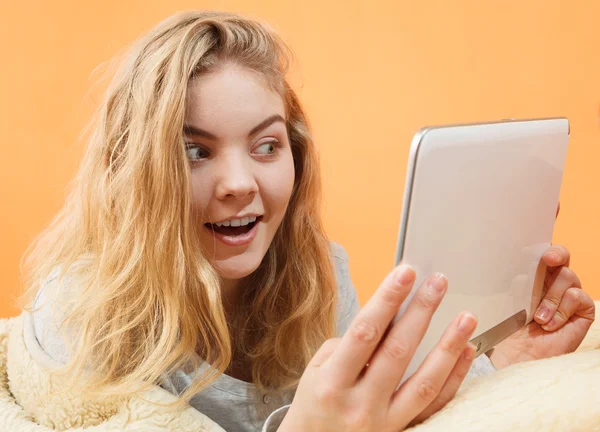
[31,242,495,431]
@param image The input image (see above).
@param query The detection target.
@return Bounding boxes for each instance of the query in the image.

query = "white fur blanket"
[2,306,600,431]
[1,313,225,431]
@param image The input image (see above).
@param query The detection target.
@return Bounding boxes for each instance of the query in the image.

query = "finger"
[534,266,581,325]
[388,312,478,427]
[361,273,448,395]
[542,288,595,331]
[542,245,571,268]
[325,264,416,386]
[309,338,341,368]
[408,343,476,427]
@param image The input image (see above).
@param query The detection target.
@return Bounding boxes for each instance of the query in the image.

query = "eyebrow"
[183,114,286,140]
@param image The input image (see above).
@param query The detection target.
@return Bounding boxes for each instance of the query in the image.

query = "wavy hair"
[19,10,338,406]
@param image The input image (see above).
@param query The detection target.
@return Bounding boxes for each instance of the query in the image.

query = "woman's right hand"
[279,265,478,432]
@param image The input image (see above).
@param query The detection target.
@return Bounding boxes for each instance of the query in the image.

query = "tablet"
[394,118,569,384]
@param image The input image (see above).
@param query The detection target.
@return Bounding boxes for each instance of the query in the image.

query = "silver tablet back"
[395,118,569,383]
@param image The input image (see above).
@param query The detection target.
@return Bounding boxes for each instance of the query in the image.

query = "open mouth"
[204,216,262,237]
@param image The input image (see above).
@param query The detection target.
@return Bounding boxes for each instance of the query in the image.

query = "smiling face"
[185,63,295,286]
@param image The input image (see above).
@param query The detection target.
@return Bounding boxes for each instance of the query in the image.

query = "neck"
[218,277,254,382]
[221,277,243,318]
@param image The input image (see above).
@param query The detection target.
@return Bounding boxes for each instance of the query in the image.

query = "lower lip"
[207,221,260,247]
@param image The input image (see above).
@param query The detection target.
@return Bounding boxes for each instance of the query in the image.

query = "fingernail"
[430,273,448,294]
[396,265,415,285]
[535,303,550,322]
[458,312,476,333]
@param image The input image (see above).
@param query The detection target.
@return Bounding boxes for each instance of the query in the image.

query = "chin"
[213,255,263,280]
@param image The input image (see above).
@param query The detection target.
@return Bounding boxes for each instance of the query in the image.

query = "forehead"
[185,65,286,136]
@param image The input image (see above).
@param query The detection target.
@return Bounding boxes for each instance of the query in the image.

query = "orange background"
[1,0,600,317]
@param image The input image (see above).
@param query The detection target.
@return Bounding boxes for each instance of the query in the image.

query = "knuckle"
[414,290,438,310]
[347,408,372,430]
[560,266,576,282]
[380,284,405,308]
[434,390,454,409]
[553,309,568,323]
[350,319,380,344]
[564,287,580,302]
[440,337,464,356]
[543,296,560,309]
[381,339,411,361]
[416,379,440,403]
[315,382,340,405]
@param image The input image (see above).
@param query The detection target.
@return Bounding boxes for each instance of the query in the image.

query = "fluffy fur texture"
[2,305,600,431]
[2,312,224,431]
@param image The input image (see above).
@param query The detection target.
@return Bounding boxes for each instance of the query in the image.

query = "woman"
[20,10,594,432]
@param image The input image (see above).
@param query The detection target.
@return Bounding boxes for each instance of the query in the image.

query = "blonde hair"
[19,10,337,406]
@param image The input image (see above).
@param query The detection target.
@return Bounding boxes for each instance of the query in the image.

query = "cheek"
[190,172,213,211]
[262,155,296,214]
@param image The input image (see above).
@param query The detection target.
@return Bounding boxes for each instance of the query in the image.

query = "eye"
[254,141,278,155]
[185,144,209,161]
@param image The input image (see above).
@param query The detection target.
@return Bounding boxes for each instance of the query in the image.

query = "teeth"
[214,216,258,228]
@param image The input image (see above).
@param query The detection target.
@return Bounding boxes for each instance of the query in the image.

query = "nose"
[214,153,258,201]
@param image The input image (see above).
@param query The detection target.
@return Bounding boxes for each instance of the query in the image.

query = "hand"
[490,245,595,369]
[279,266,478,432]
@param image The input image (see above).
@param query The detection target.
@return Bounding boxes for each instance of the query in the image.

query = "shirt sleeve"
[262,404,291,432]
[30,268,76,365]
[261,243,359,431]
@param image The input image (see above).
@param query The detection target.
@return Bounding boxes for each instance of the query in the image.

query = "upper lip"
[207,214,263,225]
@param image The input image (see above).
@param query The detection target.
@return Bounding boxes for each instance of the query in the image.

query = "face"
[184,64,295,286]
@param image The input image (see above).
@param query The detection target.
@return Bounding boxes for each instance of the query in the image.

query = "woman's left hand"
[489,244,596,369]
